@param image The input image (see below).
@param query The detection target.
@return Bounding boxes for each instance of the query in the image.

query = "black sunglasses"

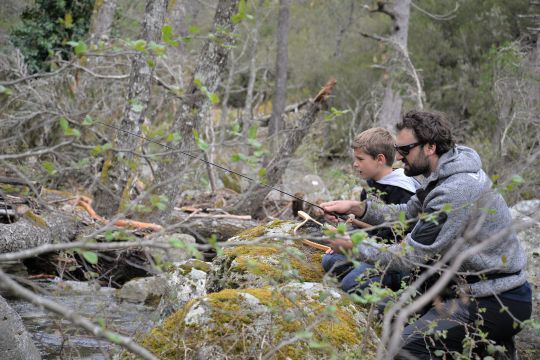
[394,142,422,156]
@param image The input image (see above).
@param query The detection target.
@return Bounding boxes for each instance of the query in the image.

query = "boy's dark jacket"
[360,168,420,241]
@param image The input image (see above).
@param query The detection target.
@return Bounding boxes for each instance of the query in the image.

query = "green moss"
[224,245,280,257]
[223,244,324,284]
[135,286,375,360]
[0,184,30,195]
[236,219,291,240]
[177,259,211,275]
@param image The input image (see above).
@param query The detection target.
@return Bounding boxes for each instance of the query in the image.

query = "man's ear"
[424,143,437,156]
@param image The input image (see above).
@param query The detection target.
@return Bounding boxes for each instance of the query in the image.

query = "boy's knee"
[321,254,335,272]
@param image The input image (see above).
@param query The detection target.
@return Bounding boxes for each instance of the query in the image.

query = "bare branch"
[0,140,73,160]
[0,61,74,86]
[411,1,459,21]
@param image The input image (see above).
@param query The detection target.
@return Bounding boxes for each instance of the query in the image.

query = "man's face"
[352,148,382,180]
[395,129,430,177]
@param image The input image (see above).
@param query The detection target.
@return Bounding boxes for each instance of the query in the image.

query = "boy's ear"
[376,153,386,164]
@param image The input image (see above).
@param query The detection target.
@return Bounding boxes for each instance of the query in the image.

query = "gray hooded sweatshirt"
[358,145,527,297]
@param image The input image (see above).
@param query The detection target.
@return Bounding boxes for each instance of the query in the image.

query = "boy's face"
[352,148,386,181]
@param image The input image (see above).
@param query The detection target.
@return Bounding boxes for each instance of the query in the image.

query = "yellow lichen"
[134,286,375,360]
[224,245,280,257]
[235,220,290,240]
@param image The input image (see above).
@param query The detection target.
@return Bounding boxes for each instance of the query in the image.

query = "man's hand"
[320,200,366,223]
[327,238,353,254]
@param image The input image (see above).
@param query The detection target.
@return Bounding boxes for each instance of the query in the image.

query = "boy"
[322,127,420,293]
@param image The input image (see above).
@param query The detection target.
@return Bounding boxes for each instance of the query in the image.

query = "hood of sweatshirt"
[376,168,421,193]
[426,145,484,184]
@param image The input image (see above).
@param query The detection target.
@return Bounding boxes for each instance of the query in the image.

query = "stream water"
[6,279,158,359]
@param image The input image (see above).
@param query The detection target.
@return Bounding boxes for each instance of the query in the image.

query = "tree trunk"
[268,0,291,151]
[93,0,168,217]
[167,0,188,88]
[89,0,118,44]
[229,79,336,218]
[151,0,240,223]
[377,0,411,130]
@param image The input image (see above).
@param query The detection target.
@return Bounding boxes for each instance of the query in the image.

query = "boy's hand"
[327,238,353,254]
[320,200,366,223]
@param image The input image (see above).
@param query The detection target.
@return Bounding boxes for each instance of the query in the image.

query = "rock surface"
[116,276,168,305]
[139,283,377,359]
[511,200,540,358]
[0,295,41,360]
[129,219,378,359]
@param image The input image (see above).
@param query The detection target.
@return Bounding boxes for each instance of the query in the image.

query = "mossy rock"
[135,282,378,359]
[207,220,325,292]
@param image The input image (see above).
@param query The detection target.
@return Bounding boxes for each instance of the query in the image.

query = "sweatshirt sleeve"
[356,180,477,272]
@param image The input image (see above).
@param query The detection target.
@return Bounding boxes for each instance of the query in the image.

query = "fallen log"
[0,211,78,254]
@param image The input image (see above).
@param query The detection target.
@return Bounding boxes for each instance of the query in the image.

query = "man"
[321,110,531,359]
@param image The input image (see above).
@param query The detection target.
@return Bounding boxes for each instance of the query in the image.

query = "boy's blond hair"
[351,127,395,166]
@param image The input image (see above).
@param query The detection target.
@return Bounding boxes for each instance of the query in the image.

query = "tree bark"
[268,0,291,151]
[229,79,336,218]
[167,0,188,87]
[151,0,240,223]
[377,0,412,130]
[89,0,118,44]
[93,0,168,217]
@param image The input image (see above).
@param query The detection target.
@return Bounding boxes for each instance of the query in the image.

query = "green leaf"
[399,211,406,224]
[59,117,69,130]
[247,126,257,140]
[67,41,87,56]
[169,238,184,248]
[511,175,524,184]
[247,138,262,149]
[105,332,122,344]
[82,115,93,126]
[42,161,56,175]
[65,128,81,138]
[295,330,313,339]
[231,153,247,162]
[130,100,144,113]
[130,39,147,52]
[64,12,73,29]
[501,255,507,265]
[188,25,199,34]
[350,231,366,245]
[82,251,98,264]
[148,41,166,56]
[231,0,247,24]
[161,24,179,47]
[0,85,13,96]
[441,203,453,213]
[197,139,209,151]
[258,167,266,178]
[336,223,347,235]
[209,92,220,105]
[76,158,89,169]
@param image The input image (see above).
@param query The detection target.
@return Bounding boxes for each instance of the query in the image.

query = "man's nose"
[395,152,403,162]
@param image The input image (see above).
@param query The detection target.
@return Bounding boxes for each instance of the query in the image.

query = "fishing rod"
[95,121,342,217]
